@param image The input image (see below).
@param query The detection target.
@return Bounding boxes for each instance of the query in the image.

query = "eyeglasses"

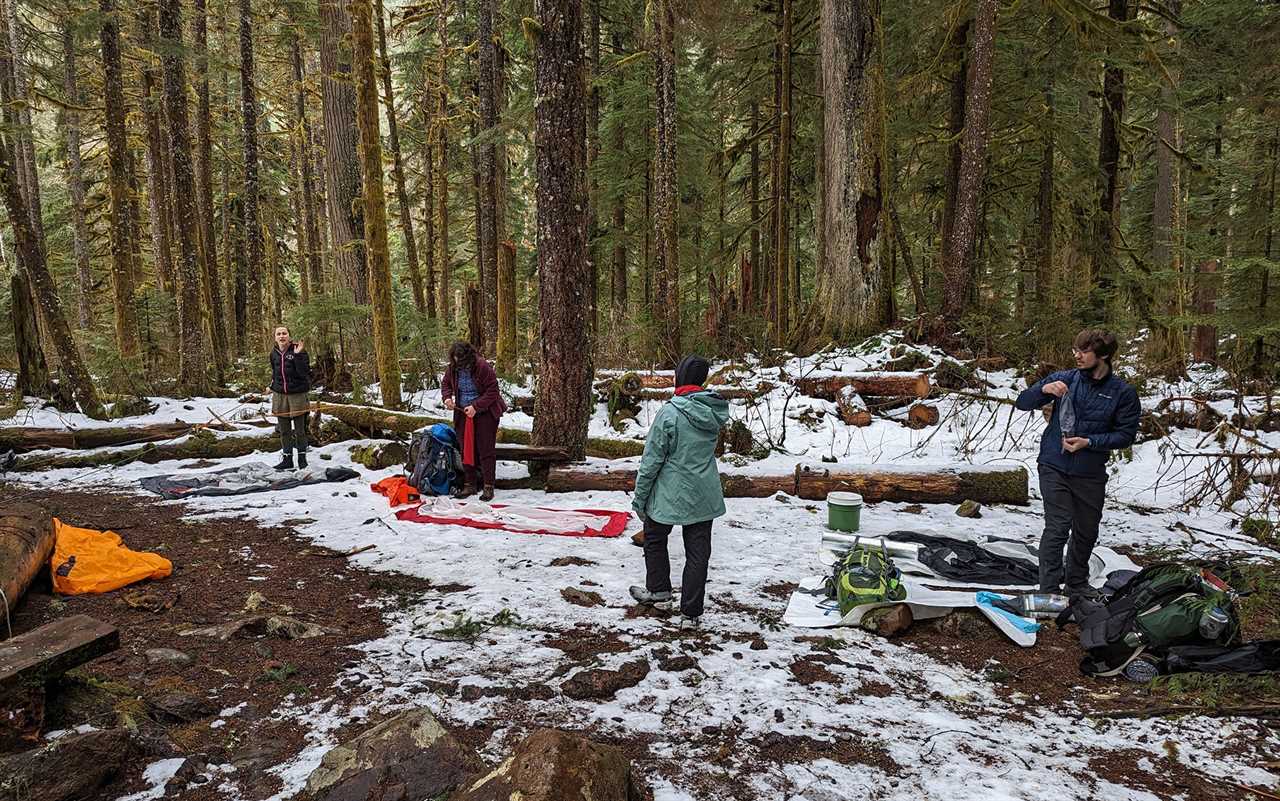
[1072,348,1092,356]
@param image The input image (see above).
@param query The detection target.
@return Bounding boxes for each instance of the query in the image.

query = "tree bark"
[97,0,141,358]
[137,6,176,295]
[1255,129,1278,376]
[0,422,234,452]
[319,0,368,306]
[796,372,931,399]
[611,29,627,316]
[546,463,1029,505]
[11,270,49,399]
[586,0,600,335]
[3,0,43,250]
[532,0,593,461]
[1092,0,1131,322]
[652,0,680,366]
[159,0,211,396]
[939,20,969,291]
[1147,0,1184,371]
[497,240,516,373]
[435,0,451,323]
[940,2,997,323]
[237,0,263,349]
[476,0,499,347]
[193,0,229,380]
[0,504,53,615]
[0,137,107,418]
[350,0,402,407]
[1034,70,1054,308]
[817,0,887,341]
[772,0,793,338]
[376,0,426,313]
[60,21,93,330]
[749,101,761,314]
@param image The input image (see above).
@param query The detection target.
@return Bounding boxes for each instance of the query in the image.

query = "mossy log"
[0,422,228,453]
[545,462,1029,505]
[313,402,645,458]
[796,372,931,400]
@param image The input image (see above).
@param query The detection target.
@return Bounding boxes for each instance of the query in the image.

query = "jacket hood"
[670,391,730,433]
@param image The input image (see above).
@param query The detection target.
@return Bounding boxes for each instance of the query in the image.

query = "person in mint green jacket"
[629,355,730,630]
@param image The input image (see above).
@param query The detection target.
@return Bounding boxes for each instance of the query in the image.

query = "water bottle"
[1011,593,1070,619]
[1198,607,1230,640]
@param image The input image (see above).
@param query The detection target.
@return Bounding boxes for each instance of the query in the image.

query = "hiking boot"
[453,483,476,499]
[296,451,308,469]
[479,485,494,502]
[629,585,674,611]
[274,453,294,470]
[630,531,645,548]
[678,615,701,631]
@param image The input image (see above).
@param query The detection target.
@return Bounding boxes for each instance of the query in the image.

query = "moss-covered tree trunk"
[434,0,451,324]
[319,0,368,307]
[194,0,230,379]
[60,21,93,330]
[350,0,402,408]
[652,0,680,366]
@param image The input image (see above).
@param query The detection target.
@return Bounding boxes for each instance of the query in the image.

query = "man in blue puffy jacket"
[1015,329,1140,597]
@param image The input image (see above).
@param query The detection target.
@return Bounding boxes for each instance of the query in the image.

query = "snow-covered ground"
[3,335,1278,800]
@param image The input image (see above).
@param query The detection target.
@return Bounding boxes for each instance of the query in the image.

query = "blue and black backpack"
[406,423,464,496]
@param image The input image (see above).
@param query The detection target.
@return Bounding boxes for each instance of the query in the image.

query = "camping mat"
[819,531,1138,590]
[781,575,1039,646]
[139,462,360,499]
[397,497,630,538]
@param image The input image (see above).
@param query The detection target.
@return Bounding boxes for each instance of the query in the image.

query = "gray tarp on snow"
[140,462,359,499]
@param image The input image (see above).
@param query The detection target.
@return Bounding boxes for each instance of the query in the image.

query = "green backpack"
[826,538,907,616]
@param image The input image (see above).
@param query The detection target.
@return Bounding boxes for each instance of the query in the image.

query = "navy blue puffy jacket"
[1015,369,1140,479]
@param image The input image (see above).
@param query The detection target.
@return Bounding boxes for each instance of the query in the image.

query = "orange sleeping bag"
[50,519,173,595]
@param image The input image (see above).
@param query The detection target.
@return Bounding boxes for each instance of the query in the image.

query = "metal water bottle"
[1198,607,1230,640]
[1012,593,1070,619]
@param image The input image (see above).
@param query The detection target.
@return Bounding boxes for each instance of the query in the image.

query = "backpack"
[825,538,907,616]
[406,423,464,497]
[1063,563,1241,678]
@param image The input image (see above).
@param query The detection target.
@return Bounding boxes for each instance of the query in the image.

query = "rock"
[304,708,481,801]
[562,660,650,701]
[348,442,409,471]
[0,728,132,801]
[147,690,216,723]
[452,728,639,801]
[858,604,914,637]
[145,648,194,668]
[657,655,698,673]
[955,499,983,518]
[549,556,596,567]
[561,587,604,607]
[900,504,925,514]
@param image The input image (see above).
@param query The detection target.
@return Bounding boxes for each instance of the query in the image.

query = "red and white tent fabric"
[396,497,630,538]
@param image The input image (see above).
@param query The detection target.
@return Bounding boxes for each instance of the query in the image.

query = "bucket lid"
[827,491,863,506]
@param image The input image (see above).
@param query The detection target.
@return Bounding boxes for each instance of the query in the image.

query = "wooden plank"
[0,615,119,693]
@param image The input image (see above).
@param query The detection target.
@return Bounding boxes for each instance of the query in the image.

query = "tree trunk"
[532,0,593,461]
[0,504,53,615]
[60,21,93,329]
[137,6,176,295]
[610,60,627,315]
[376,0,425,313]
[1147,0,1184,372]
[238,0,263,349]
[0,422,232,452]
[319,0,368,306]
[421,132,437,318]
[475,0,499,349]
[350,0,402,408]
[939,20,969,291]
[773,0,793,338]
[1255,129,1278,376]
[194,0,229,380]
[1092,0,1131,322]
[749,101,761,314]
[816,0,887,341]
[0,138,106,418]
[435,0,451,323]
[11,270,49,399]
[3,0,43,250]
[586,0,600,335]
[652,0,680,366]
[940,1,997,323]
[496,238,516,372]
[159,0,211,396]
[97,0,141,358]
[1034,71,1054,308]
[290,30,323,302]
[546,463,1029,506]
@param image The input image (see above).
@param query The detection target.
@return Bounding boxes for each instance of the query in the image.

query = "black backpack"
[405,424,464,496]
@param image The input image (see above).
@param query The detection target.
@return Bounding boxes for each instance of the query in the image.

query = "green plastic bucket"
[827,491,863,532]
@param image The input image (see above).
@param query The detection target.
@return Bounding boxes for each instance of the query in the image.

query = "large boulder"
[0,728,132,801]
[303,708,480,801]
[453,728,640,801]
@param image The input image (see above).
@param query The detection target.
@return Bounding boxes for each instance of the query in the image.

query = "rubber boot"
[296,450,308,469]
[274,452,294,470]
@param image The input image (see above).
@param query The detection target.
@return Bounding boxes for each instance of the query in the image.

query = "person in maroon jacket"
[440,342,507,501]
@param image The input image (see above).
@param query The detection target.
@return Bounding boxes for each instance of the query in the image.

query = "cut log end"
[906,403,940,429]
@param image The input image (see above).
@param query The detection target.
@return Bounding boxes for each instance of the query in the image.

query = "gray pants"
[272,392,310,454]
[1038,465,1106,593]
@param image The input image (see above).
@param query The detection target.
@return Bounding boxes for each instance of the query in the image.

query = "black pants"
[1038,465,1107,593]
[643,518,713,618]
[277,413,309,454]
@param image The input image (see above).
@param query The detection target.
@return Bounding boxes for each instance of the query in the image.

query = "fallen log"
[906,403,940,429]
[0,615,119,693]
[1,503,55,613]
[836,387,872,427]
[594,371,673,390]
[0,421,231,453]
[11,427,361,472]
[314,402,645,458]
[545,462,1028,505]
[796,372,931,400]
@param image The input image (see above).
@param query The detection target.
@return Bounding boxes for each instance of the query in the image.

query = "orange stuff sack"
[50,518,173,595]
[371,475,420,507]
